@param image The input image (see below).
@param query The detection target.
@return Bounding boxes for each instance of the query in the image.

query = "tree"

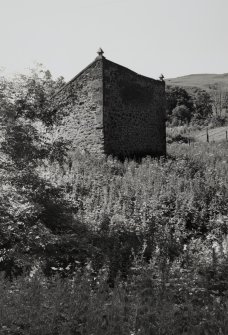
[166,86,194,125]
[223,91,228,113]
[171,105,191,126]
[192,90,213,125]
[0,66,92,278]
[210,84,228,116]
[166,86,193,116]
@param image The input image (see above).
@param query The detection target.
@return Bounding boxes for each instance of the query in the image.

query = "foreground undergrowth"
[1,141,228,334]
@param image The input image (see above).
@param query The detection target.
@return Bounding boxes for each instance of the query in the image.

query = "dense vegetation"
[166,85,228,128]
[0,68,228,334]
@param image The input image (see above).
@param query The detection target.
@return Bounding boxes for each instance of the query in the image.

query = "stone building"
[54,49,166,159]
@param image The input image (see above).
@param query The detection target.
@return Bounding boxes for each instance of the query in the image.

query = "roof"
[54,52,163,96]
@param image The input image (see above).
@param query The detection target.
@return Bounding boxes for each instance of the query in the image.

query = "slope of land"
[166,73,228,91]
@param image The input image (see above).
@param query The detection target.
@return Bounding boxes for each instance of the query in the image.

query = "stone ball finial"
[97,48,104,57]
[159,74,164,81]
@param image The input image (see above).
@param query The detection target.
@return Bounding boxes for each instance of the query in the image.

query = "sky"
[0,0,228,81]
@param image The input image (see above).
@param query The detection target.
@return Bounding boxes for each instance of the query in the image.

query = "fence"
[193,128,228,143]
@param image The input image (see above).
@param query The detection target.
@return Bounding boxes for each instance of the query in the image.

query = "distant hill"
[166,73,228,92]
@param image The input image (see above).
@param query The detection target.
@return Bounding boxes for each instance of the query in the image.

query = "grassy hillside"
[166,73,228,91]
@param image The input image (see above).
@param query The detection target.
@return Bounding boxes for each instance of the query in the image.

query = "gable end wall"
[103,59,166,158]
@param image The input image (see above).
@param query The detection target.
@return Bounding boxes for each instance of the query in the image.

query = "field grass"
[167,125,228,143]
[193,126,228,142]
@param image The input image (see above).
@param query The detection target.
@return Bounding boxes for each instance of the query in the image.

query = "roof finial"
[97,47,104,57]
[159,73,164,81]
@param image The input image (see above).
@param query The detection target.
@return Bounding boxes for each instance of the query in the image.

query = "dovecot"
[54,49,166,159]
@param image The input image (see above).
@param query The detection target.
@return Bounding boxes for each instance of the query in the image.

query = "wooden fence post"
[206,129,209,143]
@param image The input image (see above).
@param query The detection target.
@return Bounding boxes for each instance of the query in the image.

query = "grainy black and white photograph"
[0,0,228,334]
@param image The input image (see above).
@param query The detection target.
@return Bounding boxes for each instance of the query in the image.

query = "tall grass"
[1,141,228,334]
[1,254,228,334]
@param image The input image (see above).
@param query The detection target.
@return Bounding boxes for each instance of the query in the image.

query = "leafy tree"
[209,84,228,117]
[171,104,191,125]
[0,66,92,278]
[192,90,213,125]
[166,85,193,117]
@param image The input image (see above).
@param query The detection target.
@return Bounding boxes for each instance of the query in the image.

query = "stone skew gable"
[53,51,166,158]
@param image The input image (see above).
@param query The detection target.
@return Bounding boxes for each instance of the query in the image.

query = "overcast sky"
[0,0,227,81]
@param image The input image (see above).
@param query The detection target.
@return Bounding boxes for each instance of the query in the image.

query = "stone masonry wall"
[54,59,104,155]
[103,59,166,158]
[54,56,166,159]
